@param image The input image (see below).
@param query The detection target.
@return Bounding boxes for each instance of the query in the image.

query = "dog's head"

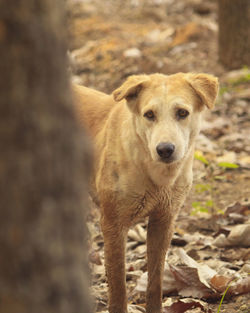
[113,73,218,164]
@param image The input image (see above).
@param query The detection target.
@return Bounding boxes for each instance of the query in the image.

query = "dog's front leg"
[101,215,128,313]
[146,210,175,313]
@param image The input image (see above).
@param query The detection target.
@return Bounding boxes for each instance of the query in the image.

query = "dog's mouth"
[158,156,176,164]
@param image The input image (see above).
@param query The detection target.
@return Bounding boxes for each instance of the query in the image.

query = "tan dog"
[73,73,219,313]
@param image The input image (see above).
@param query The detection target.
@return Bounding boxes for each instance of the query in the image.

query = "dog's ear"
[112,75,149,113]
[186,73,219,110]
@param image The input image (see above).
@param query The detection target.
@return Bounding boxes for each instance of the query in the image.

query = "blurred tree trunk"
[218,0,250,69]
[0,1,91,313]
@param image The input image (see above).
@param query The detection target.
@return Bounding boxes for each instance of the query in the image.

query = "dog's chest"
[128,188,170,222]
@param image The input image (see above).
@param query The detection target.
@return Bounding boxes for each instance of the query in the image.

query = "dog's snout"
[156,142,175,159]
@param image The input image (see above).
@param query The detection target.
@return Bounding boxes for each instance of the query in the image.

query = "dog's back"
[72,84,114,138]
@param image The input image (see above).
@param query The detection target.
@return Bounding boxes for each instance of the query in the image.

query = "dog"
[73,73,219,313]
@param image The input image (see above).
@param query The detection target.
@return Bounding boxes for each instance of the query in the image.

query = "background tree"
[218,0,250,69]
[0,1,91,313]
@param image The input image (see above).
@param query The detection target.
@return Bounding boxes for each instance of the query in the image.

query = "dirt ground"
[67,0,250,312]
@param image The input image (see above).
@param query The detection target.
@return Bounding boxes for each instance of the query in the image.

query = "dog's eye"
[144,110,155,121]
[177,109,189,119]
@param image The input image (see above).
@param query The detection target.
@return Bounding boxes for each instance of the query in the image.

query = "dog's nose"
[156,142,175,159]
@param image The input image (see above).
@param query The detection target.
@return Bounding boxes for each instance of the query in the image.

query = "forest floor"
[67,0,250,312]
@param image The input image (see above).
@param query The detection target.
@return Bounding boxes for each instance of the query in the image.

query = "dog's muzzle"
[156,142,175,162]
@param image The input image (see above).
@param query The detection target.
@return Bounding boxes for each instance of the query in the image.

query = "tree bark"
[0,1,91,313]
[218,0,250,69]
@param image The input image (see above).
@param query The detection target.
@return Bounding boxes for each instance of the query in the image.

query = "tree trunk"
[218,0,250,69]
[0,1,91,313]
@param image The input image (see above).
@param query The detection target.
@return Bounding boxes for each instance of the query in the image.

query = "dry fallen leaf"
[163,299,212,313]
[213,224,250,247]
[228,276,250,296]
[175,248,217,288]
[210,275,232,293]
[170,265,215,298]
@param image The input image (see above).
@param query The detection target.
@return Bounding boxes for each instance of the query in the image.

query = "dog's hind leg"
[146,209,175,313]
[101,215,128,313]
